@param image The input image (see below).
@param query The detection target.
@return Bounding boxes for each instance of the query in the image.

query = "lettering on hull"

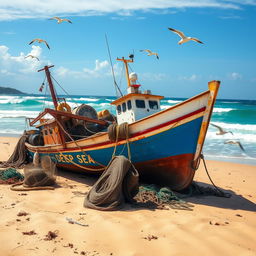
[54,153,96,165]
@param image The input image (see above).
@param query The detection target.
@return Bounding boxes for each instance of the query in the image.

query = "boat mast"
[116,57,133,88]
[38,65,58,110]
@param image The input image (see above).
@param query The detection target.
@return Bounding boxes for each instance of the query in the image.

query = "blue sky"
[0,1,255,99]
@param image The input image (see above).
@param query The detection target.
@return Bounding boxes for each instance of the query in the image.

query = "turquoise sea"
[0,94,255,165]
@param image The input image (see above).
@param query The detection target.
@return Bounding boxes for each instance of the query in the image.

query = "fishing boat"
[25,56,220,191]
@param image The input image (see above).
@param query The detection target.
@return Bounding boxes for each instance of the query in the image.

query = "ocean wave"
[206,130,256,142]
[203,154,256,165]
[209,122,256,132]
[0,95,18,99]
[213,108,234,113]
[160,105,170,110]
[0,98,45,106]
[66,97,100,102]
[0,110,39,118]
[166,100,182,104]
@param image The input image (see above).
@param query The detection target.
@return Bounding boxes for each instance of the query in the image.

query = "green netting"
[134,184,194,211]
[0,168,24,184]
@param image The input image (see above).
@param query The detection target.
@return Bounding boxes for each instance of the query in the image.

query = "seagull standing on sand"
[29,39,50,49]
[224,140,245,152]
[49,17,72,24]
[168,28,204,45]
[25,55,39,61]
[210,123,233,135]
[140,49,159,59]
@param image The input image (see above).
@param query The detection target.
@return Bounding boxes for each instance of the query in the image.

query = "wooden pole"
[38,65,58,110]
[116,57,133,88]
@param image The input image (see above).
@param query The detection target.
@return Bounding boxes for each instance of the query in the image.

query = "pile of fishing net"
[0,133,29,169]
[0,168,24,184]
[133,184,194,211]
[11,154,57,191]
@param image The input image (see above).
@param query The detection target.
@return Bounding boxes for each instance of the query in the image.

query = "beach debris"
[44,230,59,240]
[210,123,233,135]
[63,243,74,248]
[17,210,29,216]
[18,193,27,196]
[22,230,37,235]
[66,217,89,227]
[236,213,243,217]
[168,27,203,45]
[140,49,159,59]
[224,140,245,152]
[49,16,72,24]
[209,220,229,226]
[25,55,40,61]
[143,235,158,241]
[29,38,50,49]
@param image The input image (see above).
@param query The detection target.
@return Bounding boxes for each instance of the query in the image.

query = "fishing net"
[0,168,24,184]
[23,155,56,187]
[10,155,57,191]
[134,184,194,211]
[84,155,139,211]
[0,133,29,168]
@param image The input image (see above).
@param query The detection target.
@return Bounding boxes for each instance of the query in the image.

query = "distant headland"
[0,86,26,95]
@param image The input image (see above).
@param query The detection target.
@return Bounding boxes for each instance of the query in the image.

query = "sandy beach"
[0,136,255,256]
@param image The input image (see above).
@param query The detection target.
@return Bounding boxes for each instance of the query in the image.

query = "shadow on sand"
[56,169,256,212]
[177,181,256,212]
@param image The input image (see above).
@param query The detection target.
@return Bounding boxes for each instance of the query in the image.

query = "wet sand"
[1,136,256,256]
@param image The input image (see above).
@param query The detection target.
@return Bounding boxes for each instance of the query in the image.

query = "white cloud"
[0,45,44,74]
[227,72,242,80]
[0,1,255,20]
[55,59,110,78]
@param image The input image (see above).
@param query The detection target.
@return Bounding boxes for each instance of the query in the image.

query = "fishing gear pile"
[0,133,29,168]
[84,155,139,211]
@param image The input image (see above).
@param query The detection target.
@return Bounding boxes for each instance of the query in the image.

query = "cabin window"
[117,105,121,115]
[122,102,127,112]
[135,99,145,108]
[149,100,159,110]
[49,129,53,135]
[44,130,48,135]
[127,100,132,110]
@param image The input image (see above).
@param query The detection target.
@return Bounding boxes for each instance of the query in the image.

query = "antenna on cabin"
[105,34,123,97]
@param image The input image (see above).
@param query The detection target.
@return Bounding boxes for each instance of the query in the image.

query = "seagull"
[168,28,204,45]
[29,39,50,49]
[25,55,39,61]
[224,140,245,152]
[210,123,233,135]
[140,49,159,59]
[49,17,72,24]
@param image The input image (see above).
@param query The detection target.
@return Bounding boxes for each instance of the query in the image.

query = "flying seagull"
[49,17,72,24]
[224,140,245,152]
[140,49,159,59]
[168,28,204,45]
[25,55,39,61]
[29,39,50,49]
[210,123,233,135]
